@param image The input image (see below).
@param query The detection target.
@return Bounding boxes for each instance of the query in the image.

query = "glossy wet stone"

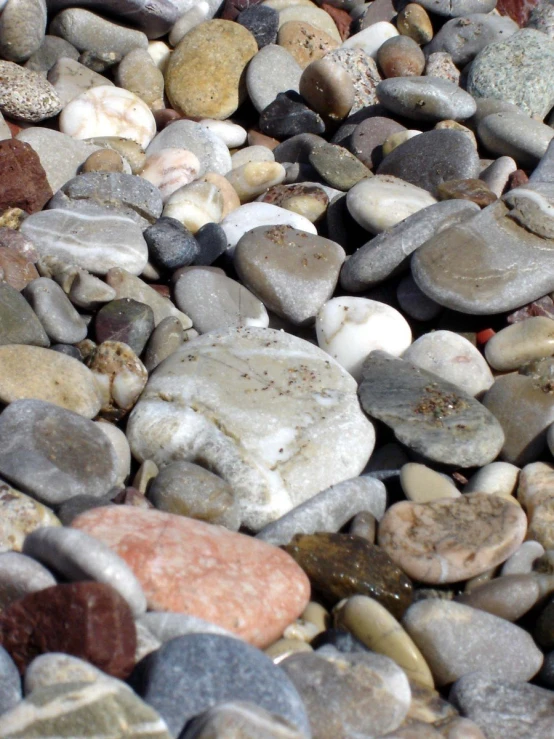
[283,532,413,619]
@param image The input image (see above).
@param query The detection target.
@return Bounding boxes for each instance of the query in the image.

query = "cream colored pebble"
[163,180,224,233]
[140,148,201,203]
[226,161,286,203]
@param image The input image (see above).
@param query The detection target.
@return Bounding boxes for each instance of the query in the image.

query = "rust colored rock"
[0,247,39,290]
[322,4,352,41]
[72,506,311,648]
[0,581,136,678]
[497,0,539,25]
[437,178,497,207]
[507,169,530,190]
[0,139,52,214]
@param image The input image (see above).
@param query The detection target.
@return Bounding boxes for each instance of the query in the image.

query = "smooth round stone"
[517,462,554,549]
[277,22,338,71]
[478,113,554,168]
[376,76,476,121]
[257,475,386,546]
[234,225,345,325]
[0,345,101,418]
[281,650,410,738]
[23,525,145,617]
[0,0,47,63]
[347,175,436,234]
[378,493,526,585]
[49,7,148,55]
[347,115,406,170]
[465,461,520,499]
[485,317,554,371]
[426,14,517,69]
[0,552,56,610]
[342,21,398,58]
[502,539,544,575]
[23,277,87,344]
[456,573,542,622]
[377,130,481,198]
[0,61,62,122]
[127,328,374,530]
[166,20,257,119]
[82,148,126,174]
[503,182,554,239]
[95,298,154,356]
[232,145,275,169]
[246,44,302,113]
[397,274,443,322]
[140,149,201,204]
[173,267,268,333]
[142,317,184,372]
[0,283,49,347]
[415,0,495,15]
[226,162,285,203]
[324,47,381,113]
[148,461,239,531]
[20,204,148,277]
[273,132,326,164]
[162,181,223,234]
[400,462,460,503]
[189,222,226,266]
[60,86,156,148]
[143,217,199,270]
[403,599,543,686]
[146,120,232,176]
[24,653,115,693]
[0,399,118,505]
[95,422,130,487]
[0,481,61,552]
[261,183,328,223]
[0,647,20,717]
[396,3,433,45]
[334,595,433,687]
[308,143,371,191]
[437,178,496,207]
[316,297,411,381]
[182,701,305,739]
[199,120,246,149]
[129,634,310,737]
[138,613,237,647]
[220,202,317,254]
[198,172,240,219]
[382,129,421,156]
[299,58,354,122]
[377,35,425,78]
[116,48,164,110]
[402,330,494,397]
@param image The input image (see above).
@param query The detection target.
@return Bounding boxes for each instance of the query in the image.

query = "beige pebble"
[378,493,528,584]
[87,340,147,416]
[163,180,223,233]
[278,5,341,41]
[517,461,554,515]
[442,717,487,739]
[133,459,159,495]
[264,0,315,10]
[301,601,329,635]
[116,48,165,111]
[485,316,554,371]
[95,421,131,486]
[0,482,61,552]
[226,161,286,203]
[140,148,200,203]
[334,595,434,687]
[199,172,240,218]
[283,619,321,642]
[377,35,426,78]
[382,129,421,156]
[68,271,117,310]
[299,58,354,122]
[147,40,171,72]
[456,573,541,621]
[81,148,125,173]
[464,461,520,499]
[400,463,460,503]
[396,3,433,45]
[501,539,545,575]
[277,21,339,69]
[231,146,274,171]
[89,136,146,175]
[264,638,313,663]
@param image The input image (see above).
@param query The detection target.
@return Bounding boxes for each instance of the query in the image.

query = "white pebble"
[464,461,520,498]
[501,540,545,576]
[147,40,171,72]
[140,148,201,203]
[163,180,223,233]
[200,119,247,148]
[94,421,131,487]
[231,145,275,169]
[341,21,399,58]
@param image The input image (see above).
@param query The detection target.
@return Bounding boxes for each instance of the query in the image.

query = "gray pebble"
[182,701,306,739]
[0,282,50,347]
[24,653,113,694]
[425,13,518,67]
[0,551,56,611]
[0,647,21,715]
[416,0,495,16]
[23,277,88,344]
[0,0,47,63]
[377,76,476,122]
[47,56,114,107]
[246,44,302,114]
[146,119,231,176]
[56,492,115,525]
[49,8,148,57]
[396,274,443,322]
[531,138,554,184]
[143,316,185,372]
[138,612,238,643]
[478,112,554,168]
[479,155,517,196]
[144,217,199,270]
[24,35,79,73]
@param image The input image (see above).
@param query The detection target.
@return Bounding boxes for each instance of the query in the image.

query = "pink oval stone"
[71,506,310,648]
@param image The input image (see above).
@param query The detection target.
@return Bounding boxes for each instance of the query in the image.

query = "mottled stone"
[0,61,61,122]
[95,298,154,356]
[426,14,517,68]
[277,20,338,69]
[0,248,38,291]
[86,340,147,417]
[0,482,60,552]
[321,47,382,114]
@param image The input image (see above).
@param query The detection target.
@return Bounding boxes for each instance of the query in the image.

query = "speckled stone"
[324,48,382,113]
[0,481,61,552]
[0,61,61,122]
[277,20,339,69]
[426,14,517,68]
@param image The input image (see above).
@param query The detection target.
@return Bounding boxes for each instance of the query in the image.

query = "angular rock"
[95,298,155,356]
[0,139,52,214]
[0,283,49,347]
[0,481,61,553]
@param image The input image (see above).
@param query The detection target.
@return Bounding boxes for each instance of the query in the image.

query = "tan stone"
[400,463,460,503]
[265,638,313,662]
[0,247,38,290]
[396,3,434,45]
[199,172,241,217]
[226,162,286,203]
[457,573,541,621]
[485,316,554,371]
[277,21,339,69]
[166,20,258,120]
[0,481,61,552]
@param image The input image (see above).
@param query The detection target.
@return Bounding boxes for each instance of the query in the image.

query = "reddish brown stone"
[322,3,352,40]
[153,108,182,130]
[0,227,39,261]
[507,169,530,190]
[436,178,497,207]
[0,247,39,290]
[0,581,136,678]
[221,0,262,21]
[0,140,52,215]
[497,0,539,25]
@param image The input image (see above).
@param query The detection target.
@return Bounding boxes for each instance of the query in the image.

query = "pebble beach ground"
[2,0,554,735]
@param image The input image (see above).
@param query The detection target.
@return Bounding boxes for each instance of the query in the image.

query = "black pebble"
[237,5,279,48]
[144,217,199,270]
[259,92,326,140]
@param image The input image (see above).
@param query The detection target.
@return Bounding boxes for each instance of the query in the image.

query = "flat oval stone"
[246,44,302,113]
[347,115,406,170]
[166,20,257,119]
[456,573,542,621]
[416,0,495,15]
[0,552,56,610]
[0,283,49,347]
[359,351,504,467]
[0,345,101,418]
[23,527,147,616]
[0,399,118,505]
[485,316,554,371]
[49,7,148,56]
[23,277,87,344]
[0,481,60,552]
[0,0,47,63]
[399,462,460,503]
[128,634,310,737]
[478,113,554,168]
[72,506,310,648]
[402,599,543,685]
[126,327,374,530]
[283,532,413,619]
[378,493,527,584]
[299,58,354,122]
[377,76,476,121]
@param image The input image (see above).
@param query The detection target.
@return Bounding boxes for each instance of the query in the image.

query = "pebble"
[0,247,38,293]
[0,0,46,64]
[396,3,433,45]
[48,56,114,108]
[23,277,87,344]
[0,60,61,121]
[182,701,306,739]
[0,481,61,551]
[24,34,79,73]
[425,51,460,85]
[129,634,310,737]
[427,14,517,68]
[325,47,382,113]
[465,460,520,499]
[278,5,341,42]
[227,161,286,202]
[342,21,398,58]
[402,599,543,685]
[478,112,554,168]
[95,298,154,355]
[259,91,325,139]
[377,76,476,122]
[277,21,339,69]
[116,48,164,110]
[0,648,20,715]
[143,316,185,371]
[50,8,148,58]
[377,35,425,78]
[485,316,554,371]
[163,180,223,233]
[256,475,386,546]
[399,462,460,503]
[456,573,544,622]
[280,650,411,738]
[24,652,116,693]
[504,181,554,238]
[502,539,544,575]
[0,284,49,347]
[309,143,371,191]
[415,0,496,15]
[396,274,443,322]
[299,58,354,123]
[0,551,56,609]
[246,45,302,114]
[347,115,405,170]
[138,612,238,644]
[316,296,412,380]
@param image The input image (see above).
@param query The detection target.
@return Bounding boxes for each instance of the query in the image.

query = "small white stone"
[200,119,247,148]
[220,202,317,255]
[465,461,520,498]
[226,162,286,203]
[346,175,436,234]
[341,21,399,58]
[60,85,157,149]
[231,145,275,169]
[95,421,131,487]
[140,148,201,203]
[383,129,422,155]
[316,297,412,381]
[163,180,223,233]
[147,40,171,72]
[501,540,545,576]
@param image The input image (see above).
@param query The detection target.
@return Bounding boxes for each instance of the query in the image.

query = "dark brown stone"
[0,139,52,214]
[437,178,498,207]
[221,0,262,21]
[349,116,406,170]
[283,532,413,619]
[508,168,530,190]
[321,4,352,41]
[0,581,136,678]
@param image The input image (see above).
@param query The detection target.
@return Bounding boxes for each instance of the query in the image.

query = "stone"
[396,3,433,45]
[416,0,496,14]
[277,21,339,69]
[0,582,136,677]
[138,612,237,644]
[478,113,554,168]
[24,34,79,73]
[309,143,371,191]
[456,573,542,621]
[425,52,460,84]
[0,0,47,63]
[437,178,497,207]
[504,182,554,238]
[426,14,517,68]
[95,422,131,486]
[403,599,543,686]
[316,297,412,381]
[397,274,443,322]
[347,115,405,170]
[359,351,505,467]
[283,532,413,619]
[467,29,554,120]
[60,86,156,149]
[334,595,434,687]
[73,505,310,647]
[226,162,286,203]
[299,58,354,122]
[0,345,101,418]
[47,57,114,108]
[162,180,223,234]
[379,492,526,584]
[399,462,460,503]
[20,204,148,276]
[140,149,200,204]
[24,652,118,692]
[0,680,171,737]
[129,634,310,737]
[377,130,481,198]
[143,316,185,372]
[89,136,146,175]
[82,148,125,174]
[143,218,199,271]
[0,399,118,504]
[166,20,257,119]
[86,340,147,417]
[0,61,61,122]
[182,701,305,739]
[502,539,544,575]
[0,647,20,716]
[0,283,49,347]
[147,461,240,531]
[324,48,382,114]
[376,76,476,122]
[0,552,56,610]
[256,475,386,546]
[0,482,60,552]
[259,91,325,139]
[126,327,374,530]
[95,298,154,356]
[282,649,410,737]
[116,48,164,110]
[238,4,279,48]
[146,120,232,176]
[377,35,425,78]
[485,316,554,371]
[173,267,268,333]
[402,330,494,397]
[0,139,52,215]
[450,673,554,739]
[23,277,87,344]
[247,45,302,113]
[342,21,398,58]
[50,7,148,56]
[0,248,39,291]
